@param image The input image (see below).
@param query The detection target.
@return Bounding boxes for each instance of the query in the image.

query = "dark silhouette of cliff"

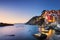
[26,16,42,25]
[0,22,14,27]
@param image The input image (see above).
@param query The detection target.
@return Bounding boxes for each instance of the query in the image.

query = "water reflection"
[0,24,38,40]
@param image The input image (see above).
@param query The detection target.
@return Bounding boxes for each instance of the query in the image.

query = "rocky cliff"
[26,16,42,25]
[26,10,60,25]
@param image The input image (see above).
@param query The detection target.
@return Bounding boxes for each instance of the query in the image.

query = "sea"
[0,23,60,40]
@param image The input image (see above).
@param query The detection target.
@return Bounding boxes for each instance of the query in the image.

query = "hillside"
[26,10,60,25]
[0,23,14,27]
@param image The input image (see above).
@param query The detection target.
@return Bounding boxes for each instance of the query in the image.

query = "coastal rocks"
[7,34,15,36]
[26,16,41,25]
[26,10,60,25]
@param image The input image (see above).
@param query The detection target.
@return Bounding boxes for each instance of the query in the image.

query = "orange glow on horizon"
[0,10,28,24]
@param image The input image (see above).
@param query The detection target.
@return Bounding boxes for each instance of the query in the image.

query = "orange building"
[41,10,60,23]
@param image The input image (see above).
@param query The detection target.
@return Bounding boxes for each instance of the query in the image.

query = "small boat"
[33,33,41,37]
[33,27,55,40]
[33,33,47,40]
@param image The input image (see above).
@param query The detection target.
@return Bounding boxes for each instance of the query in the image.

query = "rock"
[7,34,15,36]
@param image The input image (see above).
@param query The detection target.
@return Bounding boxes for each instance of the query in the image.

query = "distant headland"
[0,22,14,27]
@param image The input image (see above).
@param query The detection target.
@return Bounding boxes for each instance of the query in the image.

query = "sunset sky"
[0,0,60,23]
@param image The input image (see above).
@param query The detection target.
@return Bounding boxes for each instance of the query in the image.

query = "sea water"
[0,23,38,40]
[0,23,60,40]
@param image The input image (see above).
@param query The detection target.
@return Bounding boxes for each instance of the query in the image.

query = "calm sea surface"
[0,23,60,40]
[0,24,38,40]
